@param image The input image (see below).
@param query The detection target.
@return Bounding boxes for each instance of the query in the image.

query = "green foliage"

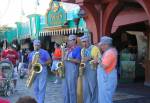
[0,25,11,33]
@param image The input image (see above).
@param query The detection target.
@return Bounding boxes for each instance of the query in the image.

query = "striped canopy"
[39,27,84,37]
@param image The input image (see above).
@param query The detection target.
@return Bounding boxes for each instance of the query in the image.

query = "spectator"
[12,39,20,52]
[51,42,62,83]
[16,96,37,103]
[0,98,10,103]
[1,43,19,90]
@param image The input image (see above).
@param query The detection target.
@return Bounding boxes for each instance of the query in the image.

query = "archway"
[103,1,150,86]
[80,4,100,44]
[103,0,150,35]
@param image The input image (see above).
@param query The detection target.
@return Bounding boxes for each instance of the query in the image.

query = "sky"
[0,0,50,27]
[0,0,80,27]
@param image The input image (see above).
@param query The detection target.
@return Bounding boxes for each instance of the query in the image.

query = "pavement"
[114,83,150,103]
[2,75,63,103]
[1,75,150,103]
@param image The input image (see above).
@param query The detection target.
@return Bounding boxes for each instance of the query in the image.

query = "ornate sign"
[46,1,67,27]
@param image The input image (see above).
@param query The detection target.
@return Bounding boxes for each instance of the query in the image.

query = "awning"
[39,27,84,37]
[19,34,31,40]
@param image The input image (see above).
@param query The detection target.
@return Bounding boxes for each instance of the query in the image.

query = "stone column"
[144,31,150,87]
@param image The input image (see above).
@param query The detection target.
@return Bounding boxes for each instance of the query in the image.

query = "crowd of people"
[0,34,118,103]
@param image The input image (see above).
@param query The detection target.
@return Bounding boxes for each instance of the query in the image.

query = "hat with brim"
[33,40,41,45]
[80,35,89,42]
[99,36,112,45]
[68,34,77,41]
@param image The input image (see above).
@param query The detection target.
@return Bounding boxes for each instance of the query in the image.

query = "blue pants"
[83,63,98,103]
[64,61,79,103]
[34,67,47,103]
[97,65,117,103]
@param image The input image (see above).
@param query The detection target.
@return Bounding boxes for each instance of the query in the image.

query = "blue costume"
[82,45,98,103]
[97,36,118,103]
[28,49,50,103]
[97,65,117,103]
[64,46,81,103]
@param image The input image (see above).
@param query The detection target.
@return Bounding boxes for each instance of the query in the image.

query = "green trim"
[78,18,86,29]
[68,20,76,28]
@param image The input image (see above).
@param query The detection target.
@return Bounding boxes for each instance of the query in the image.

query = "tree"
[0,25,11,33]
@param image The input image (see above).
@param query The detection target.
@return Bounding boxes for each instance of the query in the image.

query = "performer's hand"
[93,58,99,64]
[67,58,80,64]
[67,57,72,61]
[82,57,90,62]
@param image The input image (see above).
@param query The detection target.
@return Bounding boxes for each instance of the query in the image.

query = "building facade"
[62,0,150,86]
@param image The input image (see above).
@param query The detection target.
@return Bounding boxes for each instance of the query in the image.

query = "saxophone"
[26,52,43,88]
[77,48,85,103]
[79,48,86,76]
[56,43,66,78]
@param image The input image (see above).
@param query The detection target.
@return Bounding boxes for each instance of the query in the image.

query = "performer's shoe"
[54,79,62,84]
[53,79,58,84]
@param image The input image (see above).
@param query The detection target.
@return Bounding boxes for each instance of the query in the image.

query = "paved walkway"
[2,75,63,103]
[1,75,150,103]
[114,83,150,103]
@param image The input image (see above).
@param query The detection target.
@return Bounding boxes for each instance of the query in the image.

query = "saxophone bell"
[56,61,64,78]
[55,43,66,78]
[80,63,85,69]
[56,62,64,69]
[33,63,43,73]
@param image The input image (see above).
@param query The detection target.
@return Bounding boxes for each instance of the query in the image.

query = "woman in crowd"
[51,42,62,83]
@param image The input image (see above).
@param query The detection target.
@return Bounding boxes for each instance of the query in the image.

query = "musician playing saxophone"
[80,34,99,103]
[63,35,81,103]
[28,40,51,103]
[97,36,117,103]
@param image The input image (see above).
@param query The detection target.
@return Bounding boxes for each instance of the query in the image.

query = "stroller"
[0,60,14,96]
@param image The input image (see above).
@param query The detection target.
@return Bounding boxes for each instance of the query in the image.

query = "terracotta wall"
[66,0,150,85]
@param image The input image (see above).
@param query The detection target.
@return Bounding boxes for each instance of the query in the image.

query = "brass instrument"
[56,62,64,78]
[56,43,66,78]
[89,46,101,70]
[77,48,85,103]
[26,52,43,88]
[79,48,86,76]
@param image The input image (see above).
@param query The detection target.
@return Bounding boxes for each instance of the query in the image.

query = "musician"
[80,34,99,103]
[28,40,51,103]
[64,34,81,103]
[97,36,118,103]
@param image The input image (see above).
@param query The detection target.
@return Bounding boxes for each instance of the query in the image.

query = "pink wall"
[111,8,148,33]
